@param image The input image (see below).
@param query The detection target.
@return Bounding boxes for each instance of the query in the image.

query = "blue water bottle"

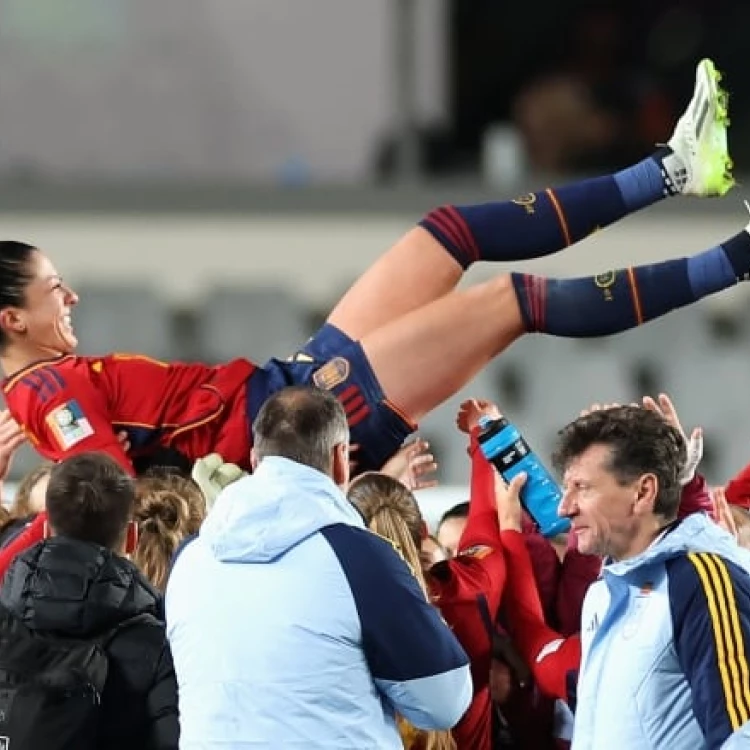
[477,415,570,538]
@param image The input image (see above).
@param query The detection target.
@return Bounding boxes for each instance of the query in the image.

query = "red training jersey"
[501,529,581,706]
[428,432,506,750]
[3,354,255,475]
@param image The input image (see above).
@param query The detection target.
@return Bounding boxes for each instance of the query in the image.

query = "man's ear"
[125,520,139,554]
[633,473,659,516]
[332,443,350,487]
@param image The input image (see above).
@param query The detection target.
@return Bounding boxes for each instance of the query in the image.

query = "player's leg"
[328,59,732,342]
[360,276,524,420]
[362,218,750,420]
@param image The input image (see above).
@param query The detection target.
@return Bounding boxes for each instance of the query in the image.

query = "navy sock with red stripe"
[419,157,668,269]
[510,232,750,337]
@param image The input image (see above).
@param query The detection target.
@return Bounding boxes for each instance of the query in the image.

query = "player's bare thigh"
[327,227,463,342]
[360,274,524,421]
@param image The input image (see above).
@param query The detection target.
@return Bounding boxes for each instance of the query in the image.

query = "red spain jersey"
[428,433,506,750]
[3,354,256,475]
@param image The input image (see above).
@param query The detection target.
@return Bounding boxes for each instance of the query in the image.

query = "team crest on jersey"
[312,357,350,391]
[46,400,94,450]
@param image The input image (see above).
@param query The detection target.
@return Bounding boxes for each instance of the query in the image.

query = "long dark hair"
[0,241,37,350]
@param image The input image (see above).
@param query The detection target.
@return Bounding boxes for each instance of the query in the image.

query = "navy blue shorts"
[246,323,414,472]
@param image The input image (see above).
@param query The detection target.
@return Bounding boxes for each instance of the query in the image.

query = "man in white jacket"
[167,385,472,749]
[555,405,750,750]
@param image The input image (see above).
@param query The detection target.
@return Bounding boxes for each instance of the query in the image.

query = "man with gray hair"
[251,383,351,475]
[551,405,750,749]
[166,385,471,749]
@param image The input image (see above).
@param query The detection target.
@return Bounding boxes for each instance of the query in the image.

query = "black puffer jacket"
[0,537,179,750]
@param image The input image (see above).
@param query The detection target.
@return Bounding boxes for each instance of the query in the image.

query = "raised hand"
[642,393,702,485]
[456,399,502,435]
[380,438,438,491]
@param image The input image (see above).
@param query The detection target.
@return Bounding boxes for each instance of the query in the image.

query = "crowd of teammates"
[0,386,749,748]
[0,57,748,749]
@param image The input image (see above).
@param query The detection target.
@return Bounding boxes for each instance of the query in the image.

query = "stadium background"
[0,0,748,525]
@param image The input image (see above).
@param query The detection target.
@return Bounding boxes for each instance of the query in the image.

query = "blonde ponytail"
[348,473,457,750]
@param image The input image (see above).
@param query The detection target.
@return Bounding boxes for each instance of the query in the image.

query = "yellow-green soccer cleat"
[667,58,734,196]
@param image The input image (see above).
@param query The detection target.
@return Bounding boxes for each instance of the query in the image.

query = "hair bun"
[138,494,185,534]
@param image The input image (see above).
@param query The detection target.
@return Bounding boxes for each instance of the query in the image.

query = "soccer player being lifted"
[0,60,743,475]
